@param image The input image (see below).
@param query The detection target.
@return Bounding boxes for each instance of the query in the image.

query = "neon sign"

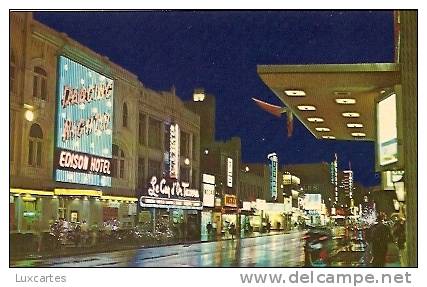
[146,176,200,199]
[169,124,180,179]
[54,56,113,187]
[267,153,278,200]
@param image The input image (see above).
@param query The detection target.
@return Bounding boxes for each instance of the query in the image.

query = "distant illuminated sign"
[224,194,237,207]
[169,124,180,179]
[226,158,233,187]
[55,56,113,187]
[377,93,398,166]
[267,153,278,200]
[202,174,215,207]
[304,194,322,211]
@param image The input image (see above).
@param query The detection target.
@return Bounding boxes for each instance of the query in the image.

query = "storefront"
[201,174,215,240]
[221,194,238,236]
[138,176,202,241]
[264,203,285,230]
[10,188,137,232]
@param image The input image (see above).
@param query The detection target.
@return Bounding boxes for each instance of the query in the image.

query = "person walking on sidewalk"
[368,212,392,267]
[393,218,406,266]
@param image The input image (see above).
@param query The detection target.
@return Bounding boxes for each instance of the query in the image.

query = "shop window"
[10,52,16,94]
[148,118,161,149]
[33,66,47,100]
[148,159,161,178]
[180,130,190,158]
[180,166,190,183]
[28,123,43,167]
[112,144,126,179]
[122,102,128,128]
[138,113,146,145]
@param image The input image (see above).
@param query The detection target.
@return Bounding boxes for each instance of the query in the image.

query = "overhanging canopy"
[257,63,401,141]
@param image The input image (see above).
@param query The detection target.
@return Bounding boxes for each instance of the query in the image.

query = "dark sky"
[34,10,395,187]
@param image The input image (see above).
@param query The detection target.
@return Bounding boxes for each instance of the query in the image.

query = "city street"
[12,231,307,267]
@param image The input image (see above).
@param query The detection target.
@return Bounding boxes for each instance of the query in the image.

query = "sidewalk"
[10,229,292,262]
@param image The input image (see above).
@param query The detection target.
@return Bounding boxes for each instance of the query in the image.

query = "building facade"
[10,12,201,238]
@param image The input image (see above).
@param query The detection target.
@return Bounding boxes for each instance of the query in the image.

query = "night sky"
[34,11,395,187]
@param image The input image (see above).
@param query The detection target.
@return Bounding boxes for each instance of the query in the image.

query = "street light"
[245,166,250,172]
[184,158,190,165]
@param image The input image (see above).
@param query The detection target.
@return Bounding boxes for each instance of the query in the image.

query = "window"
[28,123,43,167]
[33,66,47,100]
[180,166,190,183]
[138,113,146,145]
[148,118,161,149]
[180,130,190,158]
[10,53,16,93]
[192,135,198,160]
[148,160,161,178]
[112,144,126,179]
[122,103,128,128]
[192,168,198,187]
[138,157,145,188]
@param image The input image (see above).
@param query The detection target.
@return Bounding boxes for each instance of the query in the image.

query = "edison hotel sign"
[54,56,114,187]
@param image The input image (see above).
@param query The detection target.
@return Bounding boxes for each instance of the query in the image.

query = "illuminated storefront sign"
[267,153,278,200]
[377,93,398,166]
[169,123,180,179]
[304,194,322,211]
[226,158,233,187]
[224,194,237,207]
[139,176,202,210]
[202,174,215,207]
[54,56,113,187]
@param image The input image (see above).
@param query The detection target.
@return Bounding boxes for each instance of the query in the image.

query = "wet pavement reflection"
[12,230,306,267]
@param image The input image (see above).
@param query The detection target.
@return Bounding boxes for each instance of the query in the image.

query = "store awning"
[257,63,400,141]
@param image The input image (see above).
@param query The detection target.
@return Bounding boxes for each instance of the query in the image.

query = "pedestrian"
[73,223,81,247]
[81,220,89,247]
[393,218,406,250]
[206,222,213,239]
[34,219,43,253]
[229,223,236,239]
[267,221,271,233]
[368,212,392,267]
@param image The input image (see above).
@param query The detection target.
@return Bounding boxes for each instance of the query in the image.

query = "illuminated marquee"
[139,176,202,210]
[54,56,114,187]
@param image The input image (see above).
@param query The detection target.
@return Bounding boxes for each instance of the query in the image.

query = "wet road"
[12,230,307,267]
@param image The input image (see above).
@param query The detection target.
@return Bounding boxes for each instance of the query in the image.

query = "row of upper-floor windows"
[11,121,198,187]
[9,58,197,156]
[10,54,47,100]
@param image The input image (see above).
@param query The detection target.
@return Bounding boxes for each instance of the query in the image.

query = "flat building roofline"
[257,63,400,74]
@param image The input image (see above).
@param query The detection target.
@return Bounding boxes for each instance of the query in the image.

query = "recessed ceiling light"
[342,112,360,118]
[315,127,331,132]
[334,91,351,96]
[322,136,336,139]
[307,117,324,123]
[297,105,316,111]
[335,98,356,104]
[351,132,366,137]
[284,90,306,96]
[347,123,364,128]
